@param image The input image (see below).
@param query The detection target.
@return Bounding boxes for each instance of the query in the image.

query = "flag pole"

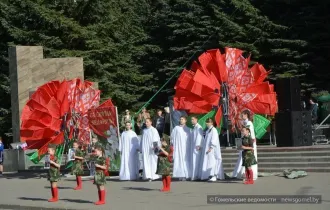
[115,106,121,144]
[85,130,91,171]
[59,114,68,168]
[114,106,121,172]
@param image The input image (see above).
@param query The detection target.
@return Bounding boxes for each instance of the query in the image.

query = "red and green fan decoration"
[174,48,277,137]
[21,79,100,165]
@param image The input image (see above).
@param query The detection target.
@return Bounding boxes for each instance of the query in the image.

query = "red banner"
[87,106,118,138]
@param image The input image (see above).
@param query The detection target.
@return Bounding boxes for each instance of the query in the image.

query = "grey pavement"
[0,173,329,210]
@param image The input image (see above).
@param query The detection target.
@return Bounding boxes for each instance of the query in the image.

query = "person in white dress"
[200,118,224,182]
[190,116,203,180]
[119,122,140,180]
[232,110,258,180]
[138,118,161,181]
[171,116,191,181]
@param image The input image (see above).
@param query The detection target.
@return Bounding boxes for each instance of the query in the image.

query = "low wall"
[3,149,19,172]
[2,149,70,172]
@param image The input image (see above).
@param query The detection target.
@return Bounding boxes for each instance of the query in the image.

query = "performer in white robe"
[171,116,191,180]
[139,118,161,181]
[190,116,203,180]
[200,118,224,181]
[119,122,140,180]
[232,110,258,180]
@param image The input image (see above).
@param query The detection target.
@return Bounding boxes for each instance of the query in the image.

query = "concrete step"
[222,156,330,163]
[223,162,330,168]
[221,151,330,158]
[221,145,330,153]
[224,167,330,173]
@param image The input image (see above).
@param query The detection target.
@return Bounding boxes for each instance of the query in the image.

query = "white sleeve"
[170,127,176,145]
[248,122,256,139]
[210,129,219,148]
[196,127,203,146]
[119,133,123,152]
[139,135,143,151]
[152,128,161,148]
[132,135,140,151]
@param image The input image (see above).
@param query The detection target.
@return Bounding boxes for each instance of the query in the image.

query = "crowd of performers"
[46,109,257,206]
[119,109,258,189]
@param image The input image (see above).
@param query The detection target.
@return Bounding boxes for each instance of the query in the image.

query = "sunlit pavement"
[0,173,329,210]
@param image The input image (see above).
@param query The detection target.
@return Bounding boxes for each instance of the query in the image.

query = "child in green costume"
[241,127,257,184]
[47,144,61,202]
[71,141,85,190]
[93,145,107,205]
[156,134,173,192]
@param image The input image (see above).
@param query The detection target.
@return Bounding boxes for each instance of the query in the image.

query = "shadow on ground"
[0,204,78,210]
[3,172,47,179]
[61,198,93,204]
[18,197,93,204]
[18,197,48,201]
[122,187,157,191]
[44,186,72,189]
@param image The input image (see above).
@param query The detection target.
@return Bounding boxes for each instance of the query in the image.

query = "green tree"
[42,0,155,110]
[0,0,154,142]
[251,0,330,91]
[0,0,93,141]
[143,0,308,107]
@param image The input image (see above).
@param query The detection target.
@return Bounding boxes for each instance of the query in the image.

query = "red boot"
[95,190,106,205]
[74,176,82,190]
[248,169,254,184]
[165,176,171,192]
[48,187,58,202]
[160,176,167,192]
[244,169,250,184]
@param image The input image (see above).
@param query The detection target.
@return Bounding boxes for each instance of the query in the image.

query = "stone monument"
[9,46,84,143]
[8,46,85,170]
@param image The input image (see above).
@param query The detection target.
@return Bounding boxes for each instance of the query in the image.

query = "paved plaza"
[0,173,329,210]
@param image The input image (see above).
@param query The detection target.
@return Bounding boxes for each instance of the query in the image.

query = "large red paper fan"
[173,48,277,127]
[20,80,70,155]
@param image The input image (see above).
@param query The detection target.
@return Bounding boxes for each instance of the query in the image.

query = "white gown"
[190,123,203,180]
[200,127,224,180]
[171,125,191,179]
[140,126,161,180]
[119,130,140,180]
[232,120,258,180]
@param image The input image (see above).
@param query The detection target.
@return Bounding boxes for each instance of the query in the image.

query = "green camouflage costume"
[242,135,257,168]
[94,156,106,185]
[92,142,104,151]
[71,149,85,176]
[88,153,97,162]
[48,155,61,182]
[89,142,105,161]
[156,144,173,176]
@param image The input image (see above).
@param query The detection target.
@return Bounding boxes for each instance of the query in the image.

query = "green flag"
[131,118,135,132]
[253,114,271,139]
[26,151,45,164]
[55,144,64,163]
[26,144,65,165]
[197,110,217,130]
[65,160,73,169]
[186,110,221,133]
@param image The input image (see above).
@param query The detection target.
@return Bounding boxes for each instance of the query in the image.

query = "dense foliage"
[0,0,329,143]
